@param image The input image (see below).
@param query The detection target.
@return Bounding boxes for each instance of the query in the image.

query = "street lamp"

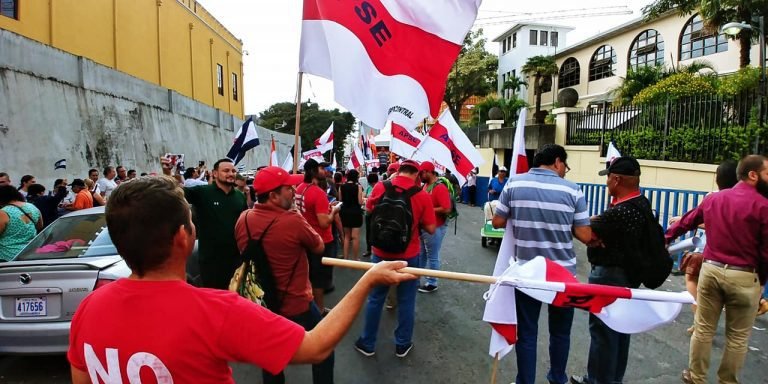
[466,104,481,145]
[722,17,765,152]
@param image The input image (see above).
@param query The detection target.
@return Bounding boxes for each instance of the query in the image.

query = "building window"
[680,14,728,60]
[629,29,665,70]
[216,64,224,96]
[540,31,548,46]
[512,32,517,48]
[589,45,616,81]
[502,38,507,53]
[1,0,17,19]
[506,35,512,51]
[551,32,559,47]
[232,73,238,101]
[558,57,580,88]
[529,30,538,45]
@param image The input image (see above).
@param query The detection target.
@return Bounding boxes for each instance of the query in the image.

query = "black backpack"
[624,199,673,289]
[369,181,421,253]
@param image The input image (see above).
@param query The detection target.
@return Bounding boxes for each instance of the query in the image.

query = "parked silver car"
[0,207,200,354]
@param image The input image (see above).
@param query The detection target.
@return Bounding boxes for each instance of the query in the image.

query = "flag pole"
[293,72,304,173]
[322,258,497,284]
[490,353,500,384]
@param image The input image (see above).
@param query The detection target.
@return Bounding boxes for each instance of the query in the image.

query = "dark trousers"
[468,186,477,205]
[263,302,334,384]
[515,289,574,384]
[364,214,372,253]
[586,266,631,384]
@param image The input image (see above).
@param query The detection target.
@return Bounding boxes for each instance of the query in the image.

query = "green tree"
[643,0,767,68]
[522,55,558,124]
[502,76,528,97]
[444,29,498,121]
[613,61,716,105]
[257,101,355,164]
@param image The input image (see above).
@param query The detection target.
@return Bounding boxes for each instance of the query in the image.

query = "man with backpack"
[355,159,436,358]
[417,161,453,293]
[571,156,660,384]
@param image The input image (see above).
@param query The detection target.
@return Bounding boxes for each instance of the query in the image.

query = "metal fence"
[566,92,768,164]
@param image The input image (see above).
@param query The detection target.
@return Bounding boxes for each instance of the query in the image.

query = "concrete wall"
[0,30,293,190]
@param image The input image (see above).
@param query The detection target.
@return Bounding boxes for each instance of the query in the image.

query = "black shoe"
[395,343,413,358]
[570,375,588,384]
[324,285,335,294]
[354,340,375,357]
[418,284,438,293]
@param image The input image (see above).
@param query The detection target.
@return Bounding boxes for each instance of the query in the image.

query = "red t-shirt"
[67,279,304,383]
[424,182,452,227]
[365,175,436,259]
[235,205,322,317]
[295,183,333,243]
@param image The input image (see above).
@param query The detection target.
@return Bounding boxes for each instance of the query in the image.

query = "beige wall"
[565,145,718,192]
[531,12,760,110]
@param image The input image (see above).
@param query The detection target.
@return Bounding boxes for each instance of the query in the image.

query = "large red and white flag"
[418,109,484,184]
[299,0,482,129]
[483,256,693,358]
[270,137,279,167]
[314,122,334,153]
[347,139,365,170]
[510,108,529,175]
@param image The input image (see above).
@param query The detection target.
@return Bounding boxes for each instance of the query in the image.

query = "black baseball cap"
[599,156,641,176]
[69,179,86,187]
[303,158,331,172]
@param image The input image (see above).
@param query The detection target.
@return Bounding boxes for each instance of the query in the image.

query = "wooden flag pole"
[490,352,500,384]
[321,258,497,284]
[292,72,304,174]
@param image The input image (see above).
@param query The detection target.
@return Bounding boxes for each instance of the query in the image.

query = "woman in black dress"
[338,169,364,260]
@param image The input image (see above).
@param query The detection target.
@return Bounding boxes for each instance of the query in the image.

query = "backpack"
[623,199,673,289]
[427,177,459,221]
[369,181,421,253]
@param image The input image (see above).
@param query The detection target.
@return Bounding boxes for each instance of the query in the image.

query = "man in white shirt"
[183,167,208,187]
[97,166,118,199]
[465,168,477,207]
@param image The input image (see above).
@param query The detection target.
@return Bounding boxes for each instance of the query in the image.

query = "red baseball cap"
[399,159,420,171]
[252,166,303,195]
[420,161,436,173]
[387,162,399,172]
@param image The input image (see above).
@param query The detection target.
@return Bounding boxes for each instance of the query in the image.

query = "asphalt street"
[2,203,766,383]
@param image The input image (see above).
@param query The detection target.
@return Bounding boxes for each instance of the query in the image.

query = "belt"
[703,259,755,273]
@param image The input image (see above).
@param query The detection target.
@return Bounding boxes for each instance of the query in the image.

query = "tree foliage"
[257,102,355,164]
[614,61,717,105]
[467,95,527,128]
[444,29,498,121]
[522,55,558,123]
[642,0,768,67]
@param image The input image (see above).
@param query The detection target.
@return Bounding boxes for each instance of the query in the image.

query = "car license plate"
[15,297,47,317]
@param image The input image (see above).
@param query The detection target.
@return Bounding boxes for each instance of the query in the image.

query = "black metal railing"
[566,92,768,164]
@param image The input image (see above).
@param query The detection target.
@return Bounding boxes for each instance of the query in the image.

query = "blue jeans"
[515,289,574,384]
[419,224,447,286]
[263,302,334,384]
[585,266,631,384]
[357,255,420,349]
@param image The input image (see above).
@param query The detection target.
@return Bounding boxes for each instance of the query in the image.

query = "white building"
[493,23,574,100]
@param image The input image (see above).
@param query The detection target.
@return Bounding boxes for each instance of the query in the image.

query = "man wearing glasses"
[492,144,592,384]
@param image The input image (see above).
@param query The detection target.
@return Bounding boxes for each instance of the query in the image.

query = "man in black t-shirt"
[572,157,650,384]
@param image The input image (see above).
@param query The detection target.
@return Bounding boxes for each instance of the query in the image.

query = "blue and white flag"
[281,145,296,172]
[54,159,67,170]
[606,140,622,168]
[226,117,260,165]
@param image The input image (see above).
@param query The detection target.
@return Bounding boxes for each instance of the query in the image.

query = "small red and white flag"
[417,109,484,184]
[299,0,482,129]
[510,108,529,176]
[483,257,693,358]
[389,121,425,159]
[347,139,365,170]
[314,122,334,153]
[270,137,279,167]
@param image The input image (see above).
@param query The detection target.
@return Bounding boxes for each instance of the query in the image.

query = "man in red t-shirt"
[235,166,331,384]
[68,176,415,384]
[417,161,452,293]
[295,158,341,313]
[355,160,436,359]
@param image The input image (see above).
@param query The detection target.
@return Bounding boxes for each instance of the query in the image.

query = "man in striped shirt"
[492,144,593,384]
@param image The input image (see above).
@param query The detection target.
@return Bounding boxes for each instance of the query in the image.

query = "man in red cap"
[235,166,332,384]
[385,162,399,180]
[417,161,452,293]
[355,159,437,358]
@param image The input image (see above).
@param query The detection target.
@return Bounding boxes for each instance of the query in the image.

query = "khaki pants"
[689,262,761,384]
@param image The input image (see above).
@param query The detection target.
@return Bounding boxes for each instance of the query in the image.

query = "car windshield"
[14,213,118,261]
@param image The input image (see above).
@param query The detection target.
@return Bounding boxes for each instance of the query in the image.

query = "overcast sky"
[196,0,656,116]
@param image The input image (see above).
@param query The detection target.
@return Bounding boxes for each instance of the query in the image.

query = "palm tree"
[522,55,558,124]
[502,76,528,97]
[643,0,764,68]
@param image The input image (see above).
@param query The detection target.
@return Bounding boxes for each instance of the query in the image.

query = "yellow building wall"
[0,0,243,118]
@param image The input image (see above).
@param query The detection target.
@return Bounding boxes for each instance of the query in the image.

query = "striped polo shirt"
[494,168,590,273]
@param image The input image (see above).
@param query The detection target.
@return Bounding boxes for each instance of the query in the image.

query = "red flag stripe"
[427,122,476,176]
[392,122,422,148]
[490,323,517,345]
[303,0,460,116]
